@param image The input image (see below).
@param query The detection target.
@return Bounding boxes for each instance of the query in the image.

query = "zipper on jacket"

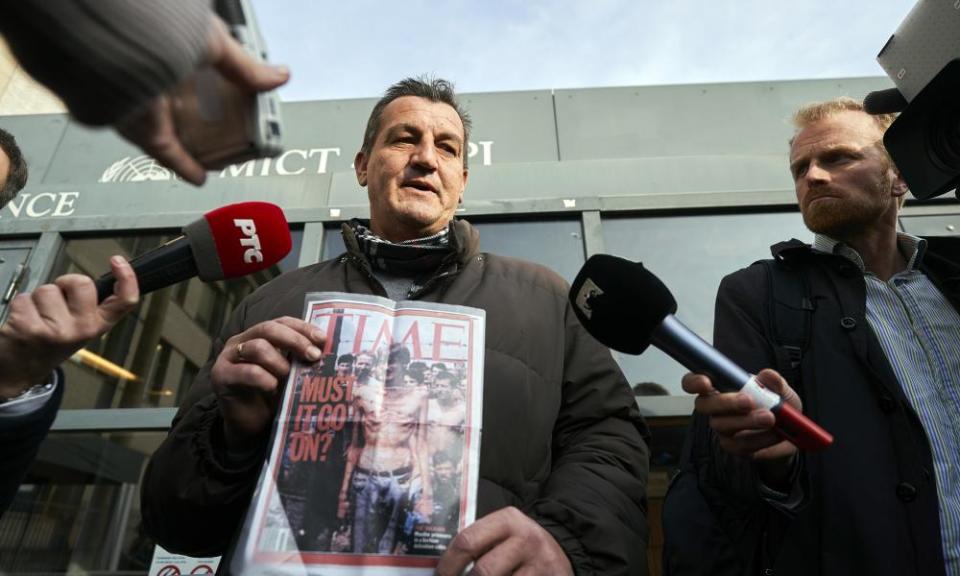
[409,268,457,300]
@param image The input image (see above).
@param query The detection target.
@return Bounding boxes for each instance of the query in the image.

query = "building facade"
[2,73,958,574]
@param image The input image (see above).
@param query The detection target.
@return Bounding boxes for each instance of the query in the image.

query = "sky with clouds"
[250,0,916,102]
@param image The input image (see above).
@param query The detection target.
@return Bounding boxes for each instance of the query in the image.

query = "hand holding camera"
[117,13,288,185]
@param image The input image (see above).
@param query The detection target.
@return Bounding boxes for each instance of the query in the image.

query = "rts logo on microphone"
[573,278,603,320]
[233,219,264,264]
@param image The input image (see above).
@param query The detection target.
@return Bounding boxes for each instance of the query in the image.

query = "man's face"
[355,354,373,378]
[435,377,457,402]
[0,148,10,196]
[789,111,906,239]
[336,361,353,376]
[355,96,469,242]
[434,461,455,483]
[386,359,404,386]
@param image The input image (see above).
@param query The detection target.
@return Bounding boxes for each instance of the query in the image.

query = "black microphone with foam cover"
[570,254,833,451]
[95,201,292,303]
[863,87,908,115]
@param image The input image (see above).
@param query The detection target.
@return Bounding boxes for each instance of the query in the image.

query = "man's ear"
[890,165,909,199]
[355,151,368,187]
[459,169,469,205]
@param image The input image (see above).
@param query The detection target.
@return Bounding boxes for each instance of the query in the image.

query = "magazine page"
[234,292,485,576]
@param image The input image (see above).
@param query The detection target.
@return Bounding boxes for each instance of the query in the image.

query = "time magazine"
[235,293,485,576]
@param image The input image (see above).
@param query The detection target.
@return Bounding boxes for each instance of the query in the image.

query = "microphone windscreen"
[569,254,677,354]
[184,201,292,280]
[863,88,908,115]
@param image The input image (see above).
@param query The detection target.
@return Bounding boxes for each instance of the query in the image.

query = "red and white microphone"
[95,201,292,302]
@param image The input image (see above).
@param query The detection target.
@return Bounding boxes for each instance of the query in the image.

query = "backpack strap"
[757,258,814,390]
[747,257,816,572]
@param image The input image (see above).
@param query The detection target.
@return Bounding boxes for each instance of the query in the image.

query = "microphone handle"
[95,237,199,303]
[652,315,754,391]
[652,314,833,451]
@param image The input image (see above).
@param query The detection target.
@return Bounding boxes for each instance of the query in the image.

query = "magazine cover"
[234,293,485,576]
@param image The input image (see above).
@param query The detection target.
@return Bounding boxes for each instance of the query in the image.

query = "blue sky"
[251,0,916,102]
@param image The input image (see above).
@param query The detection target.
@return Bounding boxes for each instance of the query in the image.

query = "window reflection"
[49,229,302,409]
[0,432,165,574]
[603,211,811,395]
[473,219,585,284]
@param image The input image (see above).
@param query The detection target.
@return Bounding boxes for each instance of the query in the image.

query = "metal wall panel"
[459,89,559,165]
[553,77,894,161]
[34,89,556,189]
[900,213,960,236]
[462,154,794,201]
[2,77,905,232]
[1,174,332,227]
[42,121,140,185]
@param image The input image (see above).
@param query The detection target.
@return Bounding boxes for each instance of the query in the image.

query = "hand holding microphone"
[569,254,833,453]
[2,200,292,401]
[0,257,139,401]
[92,199,313,450]
[682,369,804,481]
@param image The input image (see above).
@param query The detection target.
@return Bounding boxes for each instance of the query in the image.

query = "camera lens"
[928,99,960,172]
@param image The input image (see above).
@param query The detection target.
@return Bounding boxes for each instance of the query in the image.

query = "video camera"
[866,0,960,201]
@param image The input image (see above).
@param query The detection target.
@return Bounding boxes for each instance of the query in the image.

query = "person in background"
[0,128,28,208]
[683,98,960,576]
[335,354,355,378]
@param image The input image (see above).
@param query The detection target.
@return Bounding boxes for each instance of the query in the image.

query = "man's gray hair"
[0,127,28,208]
[361,76,472,168]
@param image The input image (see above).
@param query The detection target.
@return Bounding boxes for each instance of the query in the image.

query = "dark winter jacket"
[141,219,650,575]
[703,236,960,576]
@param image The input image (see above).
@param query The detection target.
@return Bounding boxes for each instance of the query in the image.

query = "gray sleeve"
[0,0,212,125]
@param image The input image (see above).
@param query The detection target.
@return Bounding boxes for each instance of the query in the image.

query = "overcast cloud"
[250,1,916,101]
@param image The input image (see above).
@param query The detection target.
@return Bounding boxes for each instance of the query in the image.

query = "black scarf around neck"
[348,219,455,277]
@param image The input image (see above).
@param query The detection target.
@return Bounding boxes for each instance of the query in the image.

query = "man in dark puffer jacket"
[142,76,650,576]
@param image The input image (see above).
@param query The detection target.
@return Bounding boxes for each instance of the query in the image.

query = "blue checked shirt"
[815,233,960,575]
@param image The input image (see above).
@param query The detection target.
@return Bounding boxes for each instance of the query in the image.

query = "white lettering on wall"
[467,141,494,166]
[222,160,257,178]
[100,142,492,183]
[26,193,57,217]
[53,192,80,216]
[308,148,341,174]
[4,195,27,218]
[1,192,81,219]
[276,150,306,176]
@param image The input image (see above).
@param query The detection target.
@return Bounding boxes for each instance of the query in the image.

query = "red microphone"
[95,201,292,302]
